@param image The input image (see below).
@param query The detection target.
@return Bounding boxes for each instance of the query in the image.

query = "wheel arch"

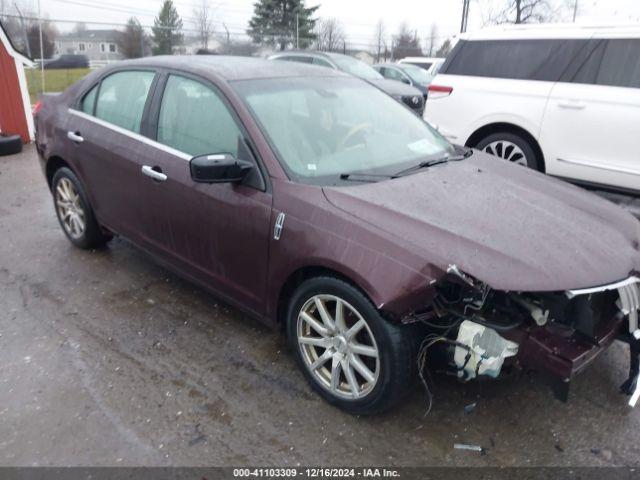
[275,265,378,330]
[45,155,74,190]
[465,122,546,173]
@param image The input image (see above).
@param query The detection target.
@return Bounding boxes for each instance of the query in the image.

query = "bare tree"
[489,0,570,24]
[192,0,213,50]
[373,20,386,62]
[314,17,345,52]
[424,23,438,57]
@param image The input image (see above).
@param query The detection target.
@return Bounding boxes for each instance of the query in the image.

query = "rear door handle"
[141,165,167,182]
[67,131,84,143]
[558,100,586,110]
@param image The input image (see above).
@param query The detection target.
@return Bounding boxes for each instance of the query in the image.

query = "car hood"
[323,152,640,292]
[366,78,422,97]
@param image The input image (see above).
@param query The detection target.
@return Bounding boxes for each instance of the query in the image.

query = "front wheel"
[286,277,417,415]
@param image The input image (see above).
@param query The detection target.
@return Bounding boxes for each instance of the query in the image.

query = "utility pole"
[572,0,579,22]
[460,0,470,33]
[295,13,299,49]
[37,0,45,93]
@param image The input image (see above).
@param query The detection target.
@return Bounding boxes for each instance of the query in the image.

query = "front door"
[135,73,273,315]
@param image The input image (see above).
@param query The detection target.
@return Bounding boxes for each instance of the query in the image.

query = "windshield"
[401,65,434,85]
[330,55,383,80]
[234,76,453,185]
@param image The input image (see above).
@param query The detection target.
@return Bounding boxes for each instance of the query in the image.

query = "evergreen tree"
[247,0,318,51]
[152,0,183,55]
[118,17,150,58]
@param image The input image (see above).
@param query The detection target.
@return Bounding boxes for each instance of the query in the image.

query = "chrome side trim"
[557,157,640,177]
[273,212,285,240]
[68,109,191,161]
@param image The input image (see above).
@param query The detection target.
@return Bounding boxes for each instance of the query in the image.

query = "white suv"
[424,24,640,194]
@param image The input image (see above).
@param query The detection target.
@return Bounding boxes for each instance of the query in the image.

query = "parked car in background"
[34,56,640,415]
[398,56,445,75]
[41,54,89,69]
[373,63,434,97]
[268,51,425,115]
[424,24,640,195]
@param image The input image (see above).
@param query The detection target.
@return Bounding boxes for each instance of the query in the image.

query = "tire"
[51,167,111,249]
[0,134,22,156]
[475,132,540,170]
[286,276,418,415]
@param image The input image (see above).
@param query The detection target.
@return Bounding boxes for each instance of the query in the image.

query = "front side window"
[235,76,453,185]
[444,39,587,82]
[95,70,155,133]
[157,75,242,157]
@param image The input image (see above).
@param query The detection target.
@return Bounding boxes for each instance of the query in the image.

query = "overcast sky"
[36,0,640,48]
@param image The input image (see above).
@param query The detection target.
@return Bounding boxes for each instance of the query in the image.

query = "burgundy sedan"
[34,56,640,414]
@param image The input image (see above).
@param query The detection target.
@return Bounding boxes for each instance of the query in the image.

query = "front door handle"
[558,100,586,110]
[141,165,167,182]
[67,131,84,143]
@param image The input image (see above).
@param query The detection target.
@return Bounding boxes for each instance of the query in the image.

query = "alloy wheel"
[483,140,527,166]
[297,294,380,400]
[55,177,86,239]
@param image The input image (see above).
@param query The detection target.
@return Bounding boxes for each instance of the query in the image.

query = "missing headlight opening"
[411,267,640,412]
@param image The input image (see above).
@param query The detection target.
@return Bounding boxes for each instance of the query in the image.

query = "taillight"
[32,100,43,116]
[427,85,453,100]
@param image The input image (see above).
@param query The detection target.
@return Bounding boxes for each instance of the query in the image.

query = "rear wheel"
[52,167,111,249]
[476,132,540,170]
[286,277,417,415]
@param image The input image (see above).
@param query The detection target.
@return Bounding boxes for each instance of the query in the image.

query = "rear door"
[66,69,158,239]
[540,36,640,191]
[135,72,272,315]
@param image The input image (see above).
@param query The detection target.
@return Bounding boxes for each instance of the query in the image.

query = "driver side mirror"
[190,153,253,183]
[401,77,411,85]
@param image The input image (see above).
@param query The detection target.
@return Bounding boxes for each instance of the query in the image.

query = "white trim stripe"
[68,108,191,161]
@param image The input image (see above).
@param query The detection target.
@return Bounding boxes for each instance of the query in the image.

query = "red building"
[0,21,34,143]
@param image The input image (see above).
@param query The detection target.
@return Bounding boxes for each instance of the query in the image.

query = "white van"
[424,24,640,194]
[398,57,445,76]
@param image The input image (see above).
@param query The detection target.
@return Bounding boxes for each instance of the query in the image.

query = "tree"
[491,0,567,24]
[192,0,213,50]
[314,17,345,52]
[247,0,319,50]
[118,17,149,58]
[152,0,183,55]
[373,20,386,62]
[436,38,452,57]
[26,21,56,59]
[424,23,438,57]
[392,23,422,60]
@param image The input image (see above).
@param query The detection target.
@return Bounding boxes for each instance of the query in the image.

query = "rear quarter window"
[442,39,588,82]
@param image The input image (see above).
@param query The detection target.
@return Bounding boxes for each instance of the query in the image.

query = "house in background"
[0,20,35,143]
[55,29,124,63]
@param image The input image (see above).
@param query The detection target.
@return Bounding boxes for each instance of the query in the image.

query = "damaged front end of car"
[406,265,640,405]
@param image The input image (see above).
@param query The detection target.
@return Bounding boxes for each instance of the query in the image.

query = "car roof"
[398,57,442,62]
[462,23,640,41]
[100,55,348,81]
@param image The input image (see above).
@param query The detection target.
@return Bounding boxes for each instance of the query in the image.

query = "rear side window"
[443,39,587,82]
[95,71,155,133]
[80,85,97,114]
[595,39,640,88]
[157,75,242,157]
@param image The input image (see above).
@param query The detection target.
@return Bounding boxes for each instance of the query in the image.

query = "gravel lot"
[1,145,639,467]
